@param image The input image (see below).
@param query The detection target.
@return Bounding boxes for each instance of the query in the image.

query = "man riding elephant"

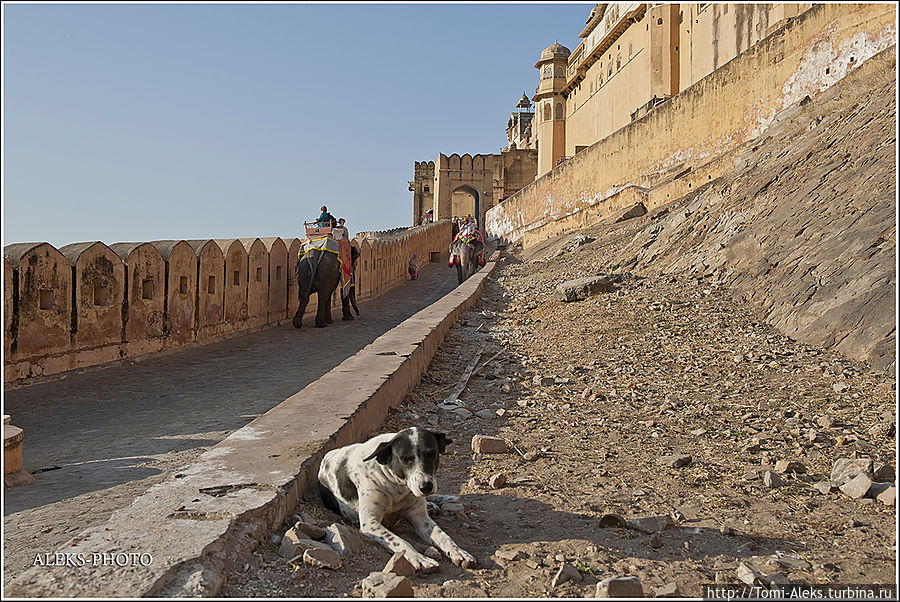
[449,218,485,285]
[292,236,360,329]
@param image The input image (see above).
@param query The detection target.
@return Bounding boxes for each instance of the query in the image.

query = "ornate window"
[543,102,551,121]
[555,102,564,120]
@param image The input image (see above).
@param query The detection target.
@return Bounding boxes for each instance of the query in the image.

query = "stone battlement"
[3,221,452,383]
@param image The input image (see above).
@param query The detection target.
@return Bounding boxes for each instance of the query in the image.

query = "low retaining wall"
[5,253,498,598]
[486,3,896,244]
[3,221,452,383]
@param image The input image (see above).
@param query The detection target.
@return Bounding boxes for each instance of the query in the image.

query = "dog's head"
[363,427,451,497]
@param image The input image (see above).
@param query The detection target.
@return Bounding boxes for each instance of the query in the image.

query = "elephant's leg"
[341,290,354,321]
[315,290,329,328]
[292,262,312,329]
[349,285,360,316]
[323,290,335,324]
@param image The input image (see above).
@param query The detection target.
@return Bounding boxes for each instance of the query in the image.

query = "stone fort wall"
[3,220,452,382]
[485,3,896,245]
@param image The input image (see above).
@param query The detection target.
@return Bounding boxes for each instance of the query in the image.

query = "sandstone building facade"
[409,94,539,229]
[536,2,816,177]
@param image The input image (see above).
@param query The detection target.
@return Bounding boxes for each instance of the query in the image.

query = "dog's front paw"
[407,552,440,573]
[448,547,478,569]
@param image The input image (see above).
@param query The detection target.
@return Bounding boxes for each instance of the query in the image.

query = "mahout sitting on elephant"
[292,239,359,329]
[449,222,485,285]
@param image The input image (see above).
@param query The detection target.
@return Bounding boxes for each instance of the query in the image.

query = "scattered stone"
[384,552,416,577]
[774,460,807,474]
[812,481,836,494]
[774,553,811,570]
[533,375,556,386]
[555,275,615,302]
[489,473,507,489]
[495,548,526,562]
[279,530,333,559]
[876,486,896,506]
[361,571,414,598]
[817,416,835,429]
[303,547,341,570]
[762,471,784,489]
[598,514,628,529]
[452,408,474,420]
[596,576,644,597]
[657,454,692,468]
[832,382,849,393]
[743,469,762,481]
[474,409,495,420]
[690,427,708,436]
[582,387,594,400]
[839,473,873,499]
[523,450,541,461]
[269,534,282,545]
[324,523,360,558]
[736,563,765,585]
[873,464,895,483]
[654,582,681,597]
[627,515,674,534]
[649,533,663,548]
[719,525,736,536]
[867,422,894,440]
[869,482,891,497]
[442,502,465,513]
[472,435,508,454]
[551,563,582,588]
[424,546,442,560]
[831,458,874,485]
[294,521,326,540]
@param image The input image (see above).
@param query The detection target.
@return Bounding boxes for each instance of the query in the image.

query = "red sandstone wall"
[3,220,452,382]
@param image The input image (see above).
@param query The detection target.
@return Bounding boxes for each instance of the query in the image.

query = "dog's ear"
[432,431,452,454]
[363,440,394,465]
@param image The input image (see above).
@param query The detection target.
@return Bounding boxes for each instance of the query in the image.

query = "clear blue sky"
[3,2,590,248]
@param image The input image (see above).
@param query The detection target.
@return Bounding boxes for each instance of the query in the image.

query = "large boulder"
[555,275,615,302]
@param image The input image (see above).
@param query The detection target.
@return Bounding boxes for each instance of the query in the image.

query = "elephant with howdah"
[292,244,360,328]
[449,236,484,285]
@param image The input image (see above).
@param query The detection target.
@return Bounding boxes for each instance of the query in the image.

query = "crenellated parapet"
[3,219,453,383]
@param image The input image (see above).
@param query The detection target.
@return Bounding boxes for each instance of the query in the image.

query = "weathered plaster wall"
[486,3,897,245]
[3,221,452,382]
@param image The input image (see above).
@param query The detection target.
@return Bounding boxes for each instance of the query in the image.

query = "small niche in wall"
[233,270,240,286]
[179,276,189,294]
[141,278,154,300]
[39,289,54,310]
[275,266,282,281]
[256,267,262,282]
[208,275,216,294]
[93,285,109,307]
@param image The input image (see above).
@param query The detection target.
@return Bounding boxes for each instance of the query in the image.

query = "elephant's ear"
[363,439,394,465]
[431,431,452,454]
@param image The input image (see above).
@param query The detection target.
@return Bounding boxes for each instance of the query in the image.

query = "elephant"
[292,244,359,329]
[449,236,484,285]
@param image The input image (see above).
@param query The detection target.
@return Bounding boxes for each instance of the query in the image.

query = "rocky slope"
[600,46,896,372]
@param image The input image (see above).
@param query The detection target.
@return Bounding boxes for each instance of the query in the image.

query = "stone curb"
[5,255,499,598]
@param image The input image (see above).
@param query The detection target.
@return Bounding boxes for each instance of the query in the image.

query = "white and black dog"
[317,427,477,571]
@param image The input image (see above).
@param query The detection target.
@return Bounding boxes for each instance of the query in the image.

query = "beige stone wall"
[4,221,452,382]
[487,3,896,245]
[678,4,813,92]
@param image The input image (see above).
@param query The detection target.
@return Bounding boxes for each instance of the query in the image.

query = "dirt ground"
[221,226,897,598]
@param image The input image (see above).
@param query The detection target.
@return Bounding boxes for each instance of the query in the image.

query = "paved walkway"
[2,259,456,520]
